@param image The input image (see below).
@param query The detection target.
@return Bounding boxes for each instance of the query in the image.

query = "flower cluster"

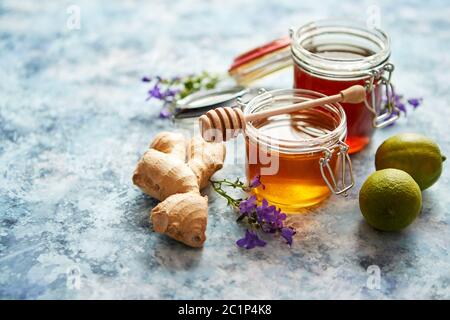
[384,91,423,124]
[211,176,296,250]
[142,72,221,118]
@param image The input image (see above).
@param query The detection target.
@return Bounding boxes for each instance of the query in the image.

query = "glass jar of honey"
[290,20,397,153]
[229,19,400,154]
[243,88,354,213]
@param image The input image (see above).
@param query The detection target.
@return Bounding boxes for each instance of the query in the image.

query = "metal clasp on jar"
[364,63,400,128]
[319,141,354,196]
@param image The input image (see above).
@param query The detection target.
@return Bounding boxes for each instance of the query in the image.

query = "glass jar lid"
[243,88,347,154]
[290,19,391,78]
[228,37,292,85]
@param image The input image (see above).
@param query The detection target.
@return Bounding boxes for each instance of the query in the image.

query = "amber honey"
[290,20,395,154]
[294,65,376,153]
[246,139,338,211]
[244,89,354,213]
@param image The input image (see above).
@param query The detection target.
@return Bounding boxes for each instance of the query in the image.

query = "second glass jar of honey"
[291,20,397,153]
[243,88,354,213]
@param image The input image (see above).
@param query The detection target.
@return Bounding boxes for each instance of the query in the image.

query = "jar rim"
[243,88,347,154]
[291,19,391,78]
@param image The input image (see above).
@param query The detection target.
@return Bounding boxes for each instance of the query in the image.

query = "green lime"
[375,133,446,190]
[359,169,422,231]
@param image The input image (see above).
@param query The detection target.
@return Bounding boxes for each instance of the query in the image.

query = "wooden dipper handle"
[199,85,366,142]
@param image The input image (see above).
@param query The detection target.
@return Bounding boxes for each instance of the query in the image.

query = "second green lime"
[359,169,422,231]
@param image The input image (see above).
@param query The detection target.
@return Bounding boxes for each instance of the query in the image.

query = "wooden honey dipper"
[199,85,366,142]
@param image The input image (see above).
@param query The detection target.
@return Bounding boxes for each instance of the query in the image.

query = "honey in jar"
[244,89,354,213]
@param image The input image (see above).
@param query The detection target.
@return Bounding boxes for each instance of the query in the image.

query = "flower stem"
[210,179,245,208]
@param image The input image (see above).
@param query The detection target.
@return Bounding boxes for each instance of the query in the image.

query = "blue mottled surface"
[0,0,449,299]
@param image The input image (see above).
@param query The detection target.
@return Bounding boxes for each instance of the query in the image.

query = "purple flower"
[159,109,172,119]
[272,208,287,229]
[396,104,406,114]
[256,199,273,222]
[393,93,403,102]
[149,84,164,100]
[256,199,286,233]
[249,175,265,189]
[163,88,179,99]
[236,230,266,249]
[382,92,423,126]
[407,98,422,109]
[281,227,296,246]
[395,100,407,115]
[141,76,151,82]
[387,93,406,115]
[239,195,257,215]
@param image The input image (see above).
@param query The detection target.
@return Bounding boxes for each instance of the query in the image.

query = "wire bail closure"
[364,63,399,128]
[319,141,354,196]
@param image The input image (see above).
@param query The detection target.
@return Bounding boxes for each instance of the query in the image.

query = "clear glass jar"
[243,88,354,213]
[291,19,398,153]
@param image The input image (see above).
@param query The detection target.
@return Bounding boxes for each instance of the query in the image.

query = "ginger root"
[152,192,208,247]
[150,131,187,161]
[132,149,198,201]
[132,131,225,247]
[187,136,227,189]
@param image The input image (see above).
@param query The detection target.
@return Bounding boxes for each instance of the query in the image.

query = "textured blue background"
[0,0,449,299]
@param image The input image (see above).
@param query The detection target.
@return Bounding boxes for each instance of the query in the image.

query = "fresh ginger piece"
[132,149,198,201]
[151,192,207,248]
[150,131,186,161]
[187,136,226,189]
[132,132,225,248]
